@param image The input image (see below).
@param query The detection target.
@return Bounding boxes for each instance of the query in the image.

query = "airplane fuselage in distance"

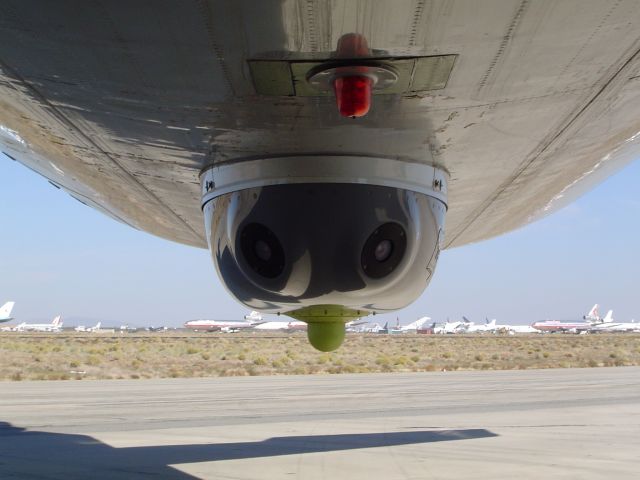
[531,321,591,332]
[183,320,258,332]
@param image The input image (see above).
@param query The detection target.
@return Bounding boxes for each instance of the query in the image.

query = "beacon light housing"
[307,63,398,118]
[200,156,447,350]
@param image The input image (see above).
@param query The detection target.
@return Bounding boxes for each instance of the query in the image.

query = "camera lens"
[374,239,393,262]
[361,222,406,279]
[254,239,272,262]
[239,223,285,278]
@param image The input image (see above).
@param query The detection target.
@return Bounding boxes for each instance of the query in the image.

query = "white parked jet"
[184,316,264,332]
[245,311,306,331]
[434,320,466,335]
[253,320,307,331]
[0,301,15,323]
[244,311,263,322]
[603,320,640,332]
[390,316,431,334]
[15,315,63,332]
[533,304,606,333]
[503,324,539,334]
[75,322,102,333]
[585,309,613,328]
[462,317,496,333]
[477,318,539,334]
[590,311,640,332]
[361,322,386,333]
[345,318,375,332]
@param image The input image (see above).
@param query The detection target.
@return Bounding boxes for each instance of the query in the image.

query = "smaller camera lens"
[374,239,393,262]
[254,240,272,262]
[361,222,407,279]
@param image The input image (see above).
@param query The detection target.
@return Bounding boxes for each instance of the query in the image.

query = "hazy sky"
[1,153,638,326]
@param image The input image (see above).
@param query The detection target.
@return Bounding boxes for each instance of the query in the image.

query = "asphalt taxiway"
[1,367,639,479]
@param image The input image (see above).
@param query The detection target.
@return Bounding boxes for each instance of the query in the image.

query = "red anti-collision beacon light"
[333,75,373,118]
[306,34,398,119]
[308,64,398,119]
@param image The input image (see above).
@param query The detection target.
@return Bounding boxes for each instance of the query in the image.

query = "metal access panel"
[248,55,457,96]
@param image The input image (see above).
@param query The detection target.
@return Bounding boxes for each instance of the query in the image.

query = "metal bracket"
[200,156,448,209]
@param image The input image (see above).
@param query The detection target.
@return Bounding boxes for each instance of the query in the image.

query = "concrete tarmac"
[1,367,639,479]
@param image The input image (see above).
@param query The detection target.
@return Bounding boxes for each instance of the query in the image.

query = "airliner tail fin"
[585,304,599,319]
[0,301,15,319]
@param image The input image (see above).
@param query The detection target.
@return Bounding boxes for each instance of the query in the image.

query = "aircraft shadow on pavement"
[0,421,497,479]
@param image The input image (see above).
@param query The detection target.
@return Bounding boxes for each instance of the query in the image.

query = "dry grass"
[1,332,639,381]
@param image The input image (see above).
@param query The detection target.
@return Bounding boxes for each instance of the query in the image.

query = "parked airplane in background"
[434,320,466,335]
[390,317,431,334]
[595,320,640,332]
[361,322,386,333]
[75,322,102,333]
[503,324,539,334]
[601,310,614,324]
[583,304,601,322]
[147,326,169,332]
[482,318,539,334]
[244,311,263,322]
[253,320,307,331]
[531,303,607,333]
[184,317,264,332]
[15,315,63,332]
[245,309,307,331]
[0,302,15,323]
[531,319,590,333]
[462,317,496,333]
[589,310,616,332]
[456,317,538,334]
[589,311,640,332]
[344,319,369,332]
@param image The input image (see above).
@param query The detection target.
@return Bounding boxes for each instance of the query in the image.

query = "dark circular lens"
[361,223,407,279]
[374,239,393,262]
[254,240,272,261]
[239,223,285,278]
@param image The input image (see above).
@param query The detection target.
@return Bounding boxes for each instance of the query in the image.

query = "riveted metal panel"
[380,59,414,94]
[248,60,294,96]
[411,55,457,92]
[250,55,457,96]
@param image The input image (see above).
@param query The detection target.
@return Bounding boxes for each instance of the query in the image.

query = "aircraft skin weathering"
[2,1,640,350]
